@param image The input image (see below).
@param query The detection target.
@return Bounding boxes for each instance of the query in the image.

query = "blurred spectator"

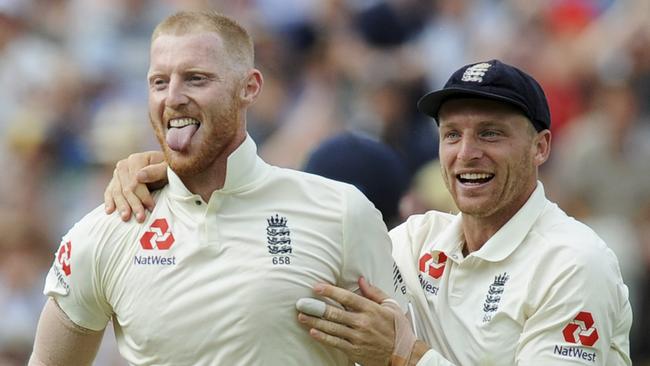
[0,213,50,365]
[304,132,409,229]
[551,81,650,219]
[358,76,438,177]
[399,160,457,222]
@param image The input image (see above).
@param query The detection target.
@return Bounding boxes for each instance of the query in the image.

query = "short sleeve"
[515,244,632,365]
[338,184,408,310]
[43,206,113,331]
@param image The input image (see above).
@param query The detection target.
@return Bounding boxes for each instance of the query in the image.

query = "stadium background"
[0,0,648,364]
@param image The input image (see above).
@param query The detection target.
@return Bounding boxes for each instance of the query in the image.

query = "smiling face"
[437,98,551,223]
[147,31,246,177]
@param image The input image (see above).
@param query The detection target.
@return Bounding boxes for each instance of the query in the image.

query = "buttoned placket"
[201,191,227,248]
[445,246,467,305]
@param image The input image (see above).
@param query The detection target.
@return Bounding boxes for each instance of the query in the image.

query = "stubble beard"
[445,149,535,220]
[150,99,242,178]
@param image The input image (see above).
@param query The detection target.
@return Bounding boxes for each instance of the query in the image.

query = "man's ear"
[239,69,263,106]
[533,129,552,167]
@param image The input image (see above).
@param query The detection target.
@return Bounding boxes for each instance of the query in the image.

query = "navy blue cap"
[417,60,551,132]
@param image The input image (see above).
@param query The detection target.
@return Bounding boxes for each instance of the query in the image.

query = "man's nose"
[457,137,483,161]
[165,79,189,108]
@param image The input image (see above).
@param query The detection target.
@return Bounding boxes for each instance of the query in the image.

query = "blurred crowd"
[0,0,648,364]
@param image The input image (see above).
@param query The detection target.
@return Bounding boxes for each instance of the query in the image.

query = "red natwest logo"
[562,311,599,346]
[57,241,72,276]
[419,252,447,279]
[140,218,175,250]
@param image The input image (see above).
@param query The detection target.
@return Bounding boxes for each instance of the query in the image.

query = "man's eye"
[189,75,207,84]
[481,130,500,138]
[444,131,460,140]
[151,78,167,90]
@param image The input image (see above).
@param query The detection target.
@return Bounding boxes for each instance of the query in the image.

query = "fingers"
[104,152,165,223]
[138,161,169,191]
[130,185,154,223]
[313,283,375,312]
[296,298,327,318]
[299,285,398,365]
[322,302,362,328]
[103,187,116,214]
[308,327,355,353]
[108,166,132,221]
[298,313,357,344]
[117,158,148,223]
[359,276,389,304]
[146,150,166,165]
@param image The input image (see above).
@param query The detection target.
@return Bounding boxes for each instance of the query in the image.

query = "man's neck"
[461,215,508,253]
[461,183,537,254]
[182,159,228,202]
[179,132,247,202]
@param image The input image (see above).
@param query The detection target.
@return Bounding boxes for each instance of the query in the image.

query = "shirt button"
[451,254,458,259]
[195,200,202,205]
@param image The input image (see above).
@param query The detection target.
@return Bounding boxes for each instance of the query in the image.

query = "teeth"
[459,173,493,180]
[169,118,200,128]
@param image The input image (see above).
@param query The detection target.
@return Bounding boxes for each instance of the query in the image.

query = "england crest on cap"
[461,62,492,83]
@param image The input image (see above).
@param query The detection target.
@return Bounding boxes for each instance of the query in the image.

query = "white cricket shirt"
[44,136,406,365]
[391,182,632,365]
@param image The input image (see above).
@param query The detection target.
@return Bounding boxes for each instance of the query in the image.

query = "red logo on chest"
[418,252,447,279]
[140,218,175,250]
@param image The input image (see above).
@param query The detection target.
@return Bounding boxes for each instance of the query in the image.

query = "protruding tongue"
[166,124,199,152]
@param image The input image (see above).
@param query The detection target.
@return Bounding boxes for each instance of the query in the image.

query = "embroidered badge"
[267,214,292,264]
[461,62,492,83]
[482,272,509,322]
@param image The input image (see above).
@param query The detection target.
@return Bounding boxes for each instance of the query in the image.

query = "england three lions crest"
[267,214,292,254]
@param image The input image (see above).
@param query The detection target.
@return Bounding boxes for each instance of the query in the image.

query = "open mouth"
[166,117,201,152]
[457,172,494,185]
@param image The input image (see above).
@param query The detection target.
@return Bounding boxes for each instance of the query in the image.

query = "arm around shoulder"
[29,298,105,366]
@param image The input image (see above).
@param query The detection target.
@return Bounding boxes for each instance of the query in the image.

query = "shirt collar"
[471,181,548,261]
[430,181,548,263]
[167,135,269,200]
[430,213,465,262]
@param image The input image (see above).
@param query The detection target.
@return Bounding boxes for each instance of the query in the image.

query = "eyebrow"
[439,119,507,129]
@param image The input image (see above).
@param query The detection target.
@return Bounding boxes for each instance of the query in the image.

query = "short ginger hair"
[152,10,254,70]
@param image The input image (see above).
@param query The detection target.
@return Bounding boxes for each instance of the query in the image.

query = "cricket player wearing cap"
[28,10,406,365]
[100,60,633,365]
[296,59,632,365]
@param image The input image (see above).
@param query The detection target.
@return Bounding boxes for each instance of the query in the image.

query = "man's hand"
[297,277,398,366]
[104,151,168,223]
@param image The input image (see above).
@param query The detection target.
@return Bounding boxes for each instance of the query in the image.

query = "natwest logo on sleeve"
[419,252,447,279]
[562,311,599,346]
[553,311,599,363]
[140,218,175,250]
[57,241,72,276]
